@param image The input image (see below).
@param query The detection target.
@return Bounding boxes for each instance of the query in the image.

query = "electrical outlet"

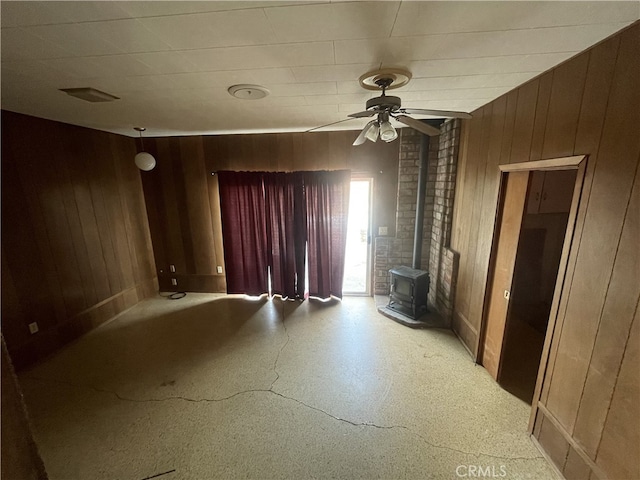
[28,322,39,334]
[217,266,223,274]
[378,226,388,236]
[171,278,178,286]
[169,264,175,273]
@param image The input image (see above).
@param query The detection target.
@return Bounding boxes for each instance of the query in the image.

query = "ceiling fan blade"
[305,117,358,133]
[400,108,472,119]
[348,110,376,118]
[395,115,441,136]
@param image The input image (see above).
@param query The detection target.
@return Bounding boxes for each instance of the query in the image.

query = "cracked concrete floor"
[19,294,558,480]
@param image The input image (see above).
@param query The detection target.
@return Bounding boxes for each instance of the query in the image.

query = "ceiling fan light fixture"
[364,122,379,143]
[379,120,397,142]
[353,120,375,145]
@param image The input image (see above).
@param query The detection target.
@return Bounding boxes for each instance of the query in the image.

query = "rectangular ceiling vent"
[59,87,120,103]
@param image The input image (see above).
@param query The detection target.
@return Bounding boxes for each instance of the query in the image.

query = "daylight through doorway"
[343,179,372,295]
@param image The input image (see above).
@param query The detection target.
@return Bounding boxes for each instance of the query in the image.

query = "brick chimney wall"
[373,119,461,325]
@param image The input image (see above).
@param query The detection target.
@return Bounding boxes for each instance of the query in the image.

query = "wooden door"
[481,171,530,379]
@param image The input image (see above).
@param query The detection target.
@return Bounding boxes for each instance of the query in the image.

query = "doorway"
[479,157,586,407]
[343,179,372,295]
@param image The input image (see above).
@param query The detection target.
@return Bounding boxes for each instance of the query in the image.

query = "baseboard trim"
[8,277,157,371]
[535,403,606,480]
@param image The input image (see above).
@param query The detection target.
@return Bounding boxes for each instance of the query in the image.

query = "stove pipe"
[412,133,430,270]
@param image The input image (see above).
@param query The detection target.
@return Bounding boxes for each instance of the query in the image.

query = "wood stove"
[388,266,430,319]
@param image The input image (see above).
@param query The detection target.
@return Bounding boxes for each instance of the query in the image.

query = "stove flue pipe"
[412,133,430,270]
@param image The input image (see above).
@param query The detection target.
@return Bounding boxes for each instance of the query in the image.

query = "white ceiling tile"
[37,1,132,24]
[229,95,309,108]
[338,103,369,114]
[1,2,39,27]
[26,23,124,57]
[408,72,536,91]
[138,9,276,50]
[85,19,173,54]
[264,2,401,43]
[182,42,334,72]
[163,68,296,90]
[1,27,69,60]
[407,52,576,78]
[336,81,368,95]
[1,59,66,81]
[305,93,371,106]
[90,55,158,77]
[268,82,337,96]
[118,1,325,18]
[393,2,639,36]
[337,23,635,65]
[334,37,417,65]
[292,64,379,83]
[410,87,513,102]
[42,57,114,80]
[129,51,199,75]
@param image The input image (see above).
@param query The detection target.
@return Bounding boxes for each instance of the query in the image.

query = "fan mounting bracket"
[359,68,412,91]
[366,95,401,112]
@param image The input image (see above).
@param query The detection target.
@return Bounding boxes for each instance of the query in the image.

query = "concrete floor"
[19,294,558,480]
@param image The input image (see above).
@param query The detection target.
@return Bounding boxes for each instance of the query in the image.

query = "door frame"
[474,155,587,432]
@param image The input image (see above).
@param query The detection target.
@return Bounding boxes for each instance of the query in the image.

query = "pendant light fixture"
[133,127,156,171]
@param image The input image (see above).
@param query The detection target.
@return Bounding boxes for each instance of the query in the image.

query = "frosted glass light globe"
[135,152,156,171]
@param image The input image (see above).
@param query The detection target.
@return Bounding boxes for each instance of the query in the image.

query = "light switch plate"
[378,226,388,236]
[28,322,39,334]
[217,266,223,274]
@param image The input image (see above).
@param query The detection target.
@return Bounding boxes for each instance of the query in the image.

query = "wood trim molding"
[535,403,606,480]
[499,155,587,172]
[529,434,566,480]
[529,158,588,432]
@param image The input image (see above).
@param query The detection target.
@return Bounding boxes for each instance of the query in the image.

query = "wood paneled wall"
[451,23,639,479]
[140,130,400,293]
[1,111,157,370]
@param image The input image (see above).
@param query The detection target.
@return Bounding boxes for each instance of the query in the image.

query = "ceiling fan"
[308,68,472,146]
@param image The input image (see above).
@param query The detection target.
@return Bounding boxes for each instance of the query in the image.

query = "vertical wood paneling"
[450,22,639,480]
[452,108,485,322]
[542,54,590,158]
[509,79,539,162]
[540,35,621,406]
[544,25,640,433]
[467,105,498,332]
[180,137,217,275]
[529,72,553,161]
[595,305,640,479]
[143,130,399,293]
[573,165,639,455]
[1,112,156,369]
[85,131,122,297]
[56,135,98,308]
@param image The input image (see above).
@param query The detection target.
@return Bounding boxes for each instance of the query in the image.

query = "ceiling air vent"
[59,87,119,103]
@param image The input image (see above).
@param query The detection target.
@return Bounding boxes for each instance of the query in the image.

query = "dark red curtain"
[263,172,306,299]
[217,171,268,296]
[304,170,351,299]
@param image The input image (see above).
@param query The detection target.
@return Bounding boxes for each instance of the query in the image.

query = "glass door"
[343,178,372,295]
